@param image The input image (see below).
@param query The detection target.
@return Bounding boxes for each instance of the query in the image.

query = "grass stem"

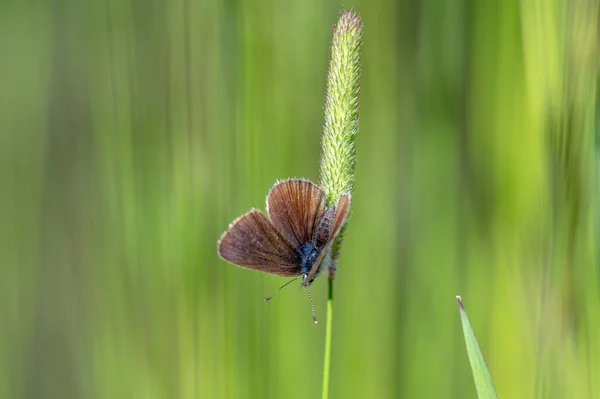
[321,279,334,399]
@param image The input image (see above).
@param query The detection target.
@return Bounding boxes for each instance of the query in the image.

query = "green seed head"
[319,10,363,270]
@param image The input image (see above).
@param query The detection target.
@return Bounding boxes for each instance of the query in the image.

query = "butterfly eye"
[302,273,315,285]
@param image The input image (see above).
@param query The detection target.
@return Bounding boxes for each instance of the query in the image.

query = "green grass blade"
[457,296,499,399]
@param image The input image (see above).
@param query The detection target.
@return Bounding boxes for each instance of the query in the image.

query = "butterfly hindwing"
[218,209,303,277]
[315,205,335,249]
[267,179,326,248]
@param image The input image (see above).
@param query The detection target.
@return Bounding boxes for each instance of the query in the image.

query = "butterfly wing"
[315,205,336,249]
[330,192,351,239]
[302,193,351,285]
[218,209,303,277]
[266,179,326,248]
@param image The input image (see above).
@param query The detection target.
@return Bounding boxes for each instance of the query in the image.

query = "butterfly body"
[218,179,350,287]
[299,243,319,275]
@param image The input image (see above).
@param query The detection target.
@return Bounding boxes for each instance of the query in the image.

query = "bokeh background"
[2,0,600,397]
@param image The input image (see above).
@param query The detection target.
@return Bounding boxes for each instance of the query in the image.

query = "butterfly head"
[302,274,315,286]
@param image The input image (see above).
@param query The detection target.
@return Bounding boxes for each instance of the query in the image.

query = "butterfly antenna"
[264,277,300,302]
[306,285,318,324]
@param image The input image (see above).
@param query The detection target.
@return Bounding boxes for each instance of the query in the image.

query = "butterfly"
[217,179,351,321]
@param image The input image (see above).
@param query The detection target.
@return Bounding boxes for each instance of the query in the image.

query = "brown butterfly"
[217,179,350,322]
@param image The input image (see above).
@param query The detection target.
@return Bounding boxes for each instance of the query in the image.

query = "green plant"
[457,296,499,399]
[318,10,363,399]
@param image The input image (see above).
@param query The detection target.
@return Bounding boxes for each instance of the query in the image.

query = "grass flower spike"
[319,10,363,275]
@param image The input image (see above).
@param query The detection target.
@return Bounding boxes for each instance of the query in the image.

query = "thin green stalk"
[318,10,362,399]
[321,279,333,399]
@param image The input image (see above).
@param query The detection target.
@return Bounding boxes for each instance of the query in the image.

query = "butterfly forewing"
[331,193,351,238]
[267,179,326,248]
[218,210,303,277]
[302,193,351,285]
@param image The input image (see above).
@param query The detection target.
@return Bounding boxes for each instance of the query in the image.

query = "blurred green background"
[2,0,600,397]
